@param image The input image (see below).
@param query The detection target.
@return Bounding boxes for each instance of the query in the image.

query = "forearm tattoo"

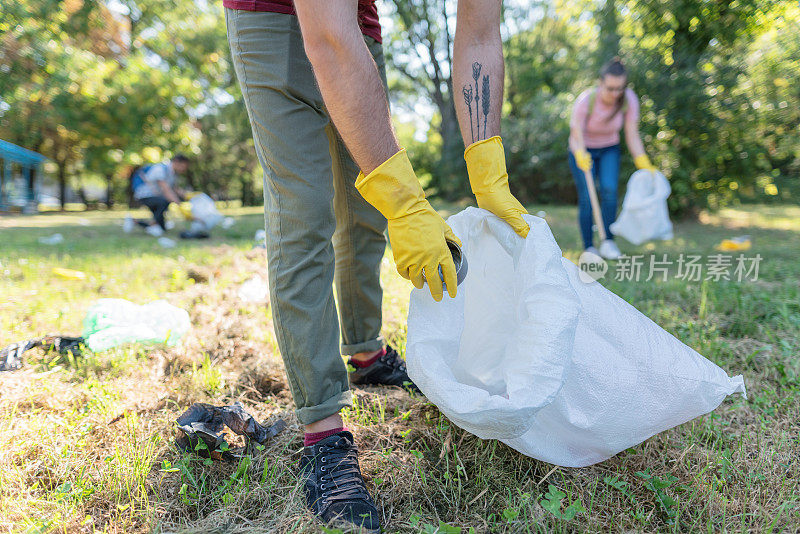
[463,62,491,143]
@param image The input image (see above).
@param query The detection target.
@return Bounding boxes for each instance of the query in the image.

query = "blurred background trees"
[1,0,796,213]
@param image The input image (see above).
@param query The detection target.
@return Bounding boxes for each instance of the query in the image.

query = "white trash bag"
[406,208,745,467]
[609,169,673,245]
[188,193,223,230]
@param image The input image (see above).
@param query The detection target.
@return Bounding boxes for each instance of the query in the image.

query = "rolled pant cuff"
[340,336,385,356]
[296,389,353,426]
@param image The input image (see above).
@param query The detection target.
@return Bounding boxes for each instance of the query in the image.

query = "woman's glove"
[356,149,459,301]
[634,154,656,171]
[464,136,529,238]
[574,149,593,172]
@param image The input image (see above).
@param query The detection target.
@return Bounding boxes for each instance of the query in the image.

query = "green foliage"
[0,0,261,207]
[539,484,586,521]
[384,0,466,199]
[192,100,261,205]
[409,515,472,533]
[603,475,636,503]
[502,1,595,204]
[635,469,681,522]
[1,0,796,212]
[618,0,782,213]
[387,0,798,212]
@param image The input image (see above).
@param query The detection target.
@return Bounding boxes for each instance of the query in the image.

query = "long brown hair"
[599,57,627,121]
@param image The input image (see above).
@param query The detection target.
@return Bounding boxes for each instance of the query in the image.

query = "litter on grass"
[175,193,222,238]
[52,267,86,280]
[185,193,223,230]
[158,236,177,248]
[253,229,267,249]
[221,217,236,229]
[39,233,64,245]
[2,299,190,371]
[238,276,269,303]
[0,336,84,372]
[717,235,752,251]
[180,221,210,240]
[175,402,287,461]
[82,298,190,352]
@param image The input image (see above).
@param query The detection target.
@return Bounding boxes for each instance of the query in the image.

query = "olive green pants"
[226,9,388,425]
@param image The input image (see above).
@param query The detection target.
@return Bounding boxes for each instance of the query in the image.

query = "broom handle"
[583,168,607,242]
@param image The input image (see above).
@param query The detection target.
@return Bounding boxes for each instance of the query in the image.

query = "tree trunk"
[58,162,67,211]
[240,174,255,206]
[28,166,36,201]
[106,173,114,209]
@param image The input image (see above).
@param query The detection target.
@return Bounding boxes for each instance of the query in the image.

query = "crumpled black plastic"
[0,336,84,372]
[175,402,287,461]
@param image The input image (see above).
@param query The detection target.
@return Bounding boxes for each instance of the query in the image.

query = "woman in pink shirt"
[568,58,657,259]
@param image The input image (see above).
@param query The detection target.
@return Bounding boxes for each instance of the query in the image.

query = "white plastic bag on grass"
[609,170,673,245]
[82,298,190,352]
[406,208,745,467]
[188,193,223,230]
[238,276,269,303]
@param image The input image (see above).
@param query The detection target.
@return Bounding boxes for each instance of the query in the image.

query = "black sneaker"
[348,346,420,393]
[299,431,380,532]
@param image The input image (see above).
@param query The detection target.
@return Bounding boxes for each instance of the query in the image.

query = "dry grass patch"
[1,206,799,532]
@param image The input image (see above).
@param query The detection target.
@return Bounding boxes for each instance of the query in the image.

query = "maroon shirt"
[223,0,382,43]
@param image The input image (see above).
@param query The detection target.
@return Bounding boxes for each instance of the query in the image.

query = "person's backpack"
[130,164,154,193]
[127,163,157,207]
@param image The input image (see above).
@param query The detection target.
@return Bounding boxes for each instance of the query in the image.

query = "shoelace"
[318,438,370,503]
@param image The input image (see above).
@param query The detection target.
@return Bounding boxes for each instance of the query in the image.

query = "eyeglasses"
[601,84,626,93]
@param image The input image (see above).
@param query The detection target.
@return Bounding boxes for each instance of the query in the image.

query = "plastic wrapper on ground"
[175,402,287,461]
[0,336,84,372]
[82,298,190,352]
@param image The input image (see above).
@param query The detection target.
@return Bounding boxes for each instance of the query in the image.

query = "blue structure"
[0,139,48,212]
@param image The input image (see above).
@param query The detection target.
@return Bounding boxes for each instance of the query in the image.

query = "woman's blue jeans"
[568,144,621,249]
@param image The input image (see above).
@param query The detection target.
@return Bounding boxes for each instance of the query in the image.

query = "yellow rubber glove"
[574,149,592,172]
[464,136,530,238]
[178,202,193,220]
[634,154,656,171]
[356,149,460,301]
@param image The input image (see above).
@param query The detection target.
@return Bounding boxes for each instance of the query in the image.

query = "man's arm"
[294,0,459,301]
[173,185,188,201]
[157,180,181,204]
[145,165,181,203]
[293,0,398,175]
[452,0,503,144]
[451,0,529,238]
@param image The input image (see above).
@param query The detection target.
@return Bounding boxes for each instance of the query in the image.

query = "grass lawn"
[1,203,799,533]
